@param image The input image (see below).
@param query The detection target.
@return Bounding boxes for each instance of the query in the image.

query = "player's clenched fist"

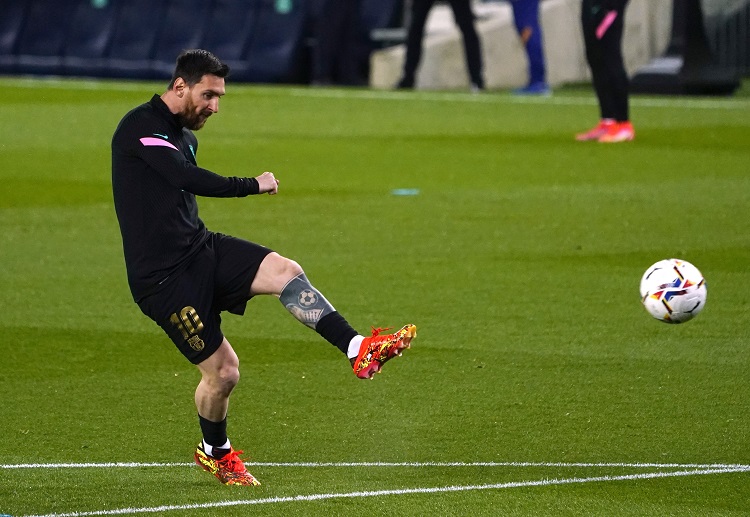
[256,171,279,195]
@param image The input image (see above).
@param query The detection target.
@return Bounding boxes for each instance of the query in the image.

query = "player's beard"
[178,98,212,130]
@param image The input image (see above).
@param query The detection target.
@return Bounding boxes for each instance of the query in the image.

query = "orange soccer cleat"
[352,324,417,379]
[194,443,260,486]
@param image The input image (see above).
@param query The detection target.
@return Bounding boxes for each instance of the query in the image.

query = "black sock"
[199,415,228,457]
[315,311,358,354]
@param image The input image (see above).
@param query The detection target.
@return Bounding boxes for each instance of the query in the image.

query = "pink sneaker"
[598,121,635,143]
[575,119,615,141]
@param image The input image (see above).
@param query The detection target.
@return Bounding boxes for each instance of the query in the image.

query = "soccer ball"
[639,259,707,323]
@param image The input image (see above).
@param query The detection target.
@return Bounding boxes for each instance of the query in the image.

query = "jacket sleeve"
[123,114,259,198]
[136,141,259,197]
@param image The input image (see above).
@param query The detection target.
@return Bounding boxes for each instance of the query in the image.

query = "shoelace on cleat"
[370,326,392,337]
[368,327,408,361]
[217,450,247,474]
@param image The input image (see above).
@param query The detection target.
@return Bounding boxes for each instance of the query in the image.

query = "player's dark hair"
[169,49,230,88]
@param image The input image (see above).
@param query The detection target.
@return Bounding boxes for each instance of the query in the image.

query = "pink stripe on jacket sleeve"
[139,137,179,150]
[596,11,617,40]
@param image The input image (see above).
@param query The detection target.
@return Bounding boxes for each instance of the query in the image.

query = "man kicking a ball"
[111,49,416,486]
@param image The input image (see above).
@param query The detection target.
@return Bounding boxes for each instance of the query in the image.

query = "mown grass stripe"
[21,467,750,517]
[4,461,748,469]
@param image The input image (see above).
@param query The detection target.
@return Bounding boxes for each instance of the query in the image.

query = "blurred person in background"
[509,0,551,95]
[311,0,365,85]
[397,0,485,91]
[576,0,634,142]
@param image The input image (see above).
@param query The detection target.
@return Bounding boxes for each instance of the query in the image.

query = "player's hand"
[256,171,279,195]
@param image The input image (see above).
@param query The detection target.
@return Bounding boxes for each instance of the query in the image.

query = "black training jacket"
[111,94,258,302]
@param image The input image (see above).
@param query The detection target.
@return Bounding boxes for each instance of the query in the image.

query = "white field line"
[19,466,750,517]
[286,87,750,110]
[2,460,749,470]
[1,462,193,469]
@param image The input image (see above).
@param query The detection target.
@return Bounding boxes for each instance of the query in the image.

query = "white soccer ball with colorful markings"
[640,259,707,323]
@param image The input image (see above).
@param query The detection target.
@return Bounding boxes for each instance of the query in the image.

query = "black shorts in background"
[137,232,273,364]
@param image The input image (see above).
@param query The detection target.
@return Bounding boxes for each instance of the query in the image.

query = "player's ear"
[173,77,187,97]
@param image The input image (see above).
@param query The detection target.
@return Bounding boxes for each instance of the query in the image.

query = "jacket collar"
[149,94,183,130]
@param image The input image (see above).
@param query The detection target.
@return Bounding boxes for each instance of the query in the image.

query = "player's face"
[180,74,225,130]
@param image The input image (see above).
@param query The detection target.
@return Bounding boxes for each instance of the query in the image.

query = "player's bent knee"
[218,352,240,391]
[208,363,239,396]
[198,338,240,394]
[251,253,305,295]
[221,366,240,393]
[275,254,304,280]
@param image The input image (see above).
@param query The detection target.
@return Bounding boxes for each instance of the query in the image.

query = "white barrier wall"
[370,0,673,90]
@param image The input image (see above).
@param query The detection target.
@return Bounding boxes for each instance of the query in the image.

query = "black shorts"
[137,232,273,364]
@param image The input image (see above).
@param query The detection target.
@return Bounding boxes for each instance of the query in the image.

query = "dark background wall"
[0,0,405,84]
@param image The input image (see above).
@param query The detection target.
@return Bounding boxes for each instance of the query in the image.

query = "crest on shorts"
[188,335,205,352]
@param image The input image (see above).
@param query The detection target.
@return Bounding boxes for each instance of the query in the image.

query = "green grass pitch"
[1,77,749,516]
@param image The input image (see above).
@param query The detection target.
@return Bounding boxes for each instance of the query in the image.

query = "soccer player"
[576,0,634,143]
[111,49,416,486]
